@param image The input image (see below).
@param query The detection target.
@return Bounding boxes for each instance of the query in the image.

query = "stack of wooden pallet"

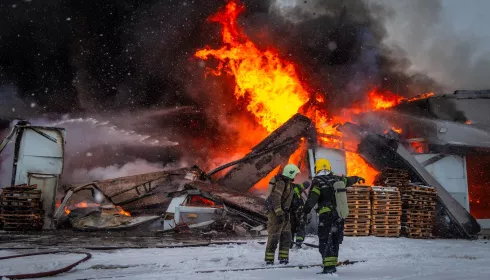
[400,184,437,238]
[344,185,371,236]
[374,168,411,187]
[370,186,402,237]
[0,184,43,231]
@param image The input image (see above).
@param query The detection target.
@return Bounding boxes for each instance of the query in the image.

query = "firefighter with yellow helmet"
[302,158,365,275]
[264,163,301,265]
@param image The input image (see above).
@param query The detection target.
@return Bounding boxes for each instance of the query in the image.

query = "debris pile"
[345,185,371,236]
[401,185,437,238]
[0,184,43,231]
[371,187,402,237]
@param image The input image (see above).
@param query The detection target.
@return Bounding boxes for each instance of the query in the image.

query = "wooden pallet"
[347,194,371,200]
[372,205,402,211]
[372,214,401,220]
[402,216,435,222]
[403,205,435,211]
[345,219,371,225]
[400,184,437,239]
[402,185,436,192]
[1,188,41,193]
[371,224,401,229]
[0,185,44,231]
[348,185,372,190]
[1,201,41,207]
[345,218,371,224]
[348,204,371,209]
[372,194,401,200]
[348,209,372,215]
[373,217,401,224]
[348,200,371,205]
[345,225,371,230]
[403,200,436,208]
[346,213,372,219]
[371,229,400,237]
[373,200,403,206]
[344,229,370,236]
[402,209,435,215]
[372,210,402,216]
[1,209,43,214]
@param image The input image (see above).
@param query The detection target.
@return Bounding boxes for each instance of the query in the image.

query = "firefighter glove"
[302,181,311,189]
[353,176,366,184]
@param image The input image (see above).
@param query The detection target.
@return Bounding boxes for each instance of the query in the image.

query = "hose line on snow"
[0,251,92,279]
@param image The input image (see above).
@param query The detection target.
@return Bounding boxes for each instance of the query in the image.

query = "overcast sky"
[380,0,490,92]
[443,0,490,42]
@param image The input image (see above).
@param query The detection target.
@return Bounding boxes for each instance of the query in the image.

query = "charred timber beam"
[216,114,314,192]
[420,154,446,167]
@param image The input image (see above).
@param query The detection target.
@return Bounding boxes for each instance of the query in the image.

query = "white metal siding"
[14,127,65,229]
[414,154,469,211]
[14,128,64,184]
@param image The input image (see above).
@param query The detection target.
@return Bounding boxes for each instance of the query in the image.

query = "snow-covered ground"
[1,236,490,279]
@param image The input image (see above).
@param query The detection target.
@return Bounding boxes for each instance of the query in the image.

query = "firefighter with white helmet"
[264,163,301,265]
[302,158,365,274]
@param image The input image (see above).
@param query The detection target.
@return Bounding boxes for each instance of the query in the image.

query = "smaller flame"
[369,90,435,110]
[116,206,131,217]
[392,126,403,134]
[466,120,472,124]
[407,92,435,102]
[64,207,71,215]
[76,202,88,208]
[369,90,404,110]
[189,196,215,207]
[410,142,425,153]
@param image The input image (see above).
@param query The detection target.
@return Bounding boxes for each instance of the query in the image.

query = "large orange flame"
[195,0,309,132]
[195,1,434,187]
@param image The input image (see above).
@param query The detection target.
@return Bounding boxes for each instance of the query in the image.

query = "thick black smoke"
[0,0,440,116]
[0,0,444,182]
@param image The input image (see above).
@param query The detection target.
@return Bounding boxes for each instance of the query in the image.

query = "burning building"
[0,0,488,240]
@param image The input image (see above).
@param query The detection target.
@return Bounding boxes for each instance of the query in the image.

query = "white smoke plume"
[67,158,187,184]
[0,111,186,188]
[370,0,490,92]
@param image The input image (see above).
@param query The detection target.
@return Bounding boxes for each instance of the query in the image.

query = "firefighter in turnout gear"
[289,181,310,248]
[264,164,301,265]
[302,158,365,274]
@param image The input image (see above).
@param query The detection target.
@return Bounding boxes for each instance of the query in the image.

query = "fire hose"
[0,251,92,279]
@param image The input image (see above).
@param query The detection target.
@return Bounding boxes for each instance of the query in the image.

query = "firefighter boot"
[320,257,337,274]
[265,252,275,265]
[278,249,289,264]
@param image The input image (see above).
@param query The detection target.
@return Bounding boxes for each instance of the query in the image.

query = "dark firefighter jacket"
[266,175,294,216]
[303,174,359,216]
[290,183,306,212]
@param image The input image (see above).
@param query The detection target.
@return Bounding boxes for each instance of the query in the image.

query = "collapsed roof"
[355,90,490,154]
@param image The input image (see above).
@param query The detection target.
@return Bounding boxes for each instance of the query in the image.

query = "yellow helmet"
[315,158,331,174]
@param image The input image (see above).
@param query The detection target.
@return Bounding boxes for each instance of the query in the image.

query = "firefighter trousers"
[318,212,342,269]
[290,211,305,245]
[265,212,291,263]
